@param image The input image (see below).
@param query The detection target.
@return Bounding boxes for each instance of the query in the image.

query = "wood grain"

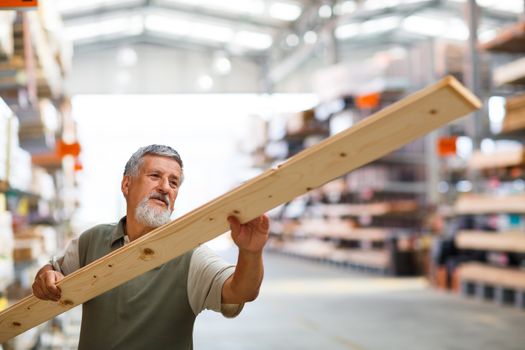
[0,76,481,342]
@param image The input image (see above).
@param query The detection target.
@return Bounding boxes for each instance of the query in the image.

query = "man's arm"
[221,215,269,304]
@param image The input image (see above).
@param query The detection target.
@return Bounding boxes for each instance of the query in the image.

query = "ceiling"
[53,0,523,57]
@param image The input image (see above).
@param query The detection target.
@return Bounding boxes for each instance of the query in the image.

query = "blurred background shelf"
[494,57,525,86]
[458,263,525,290]
[503,93,525,134]
[480,21,525,53]
[468,148,525,169]
[454,194,525,214]
[455,230,525,253]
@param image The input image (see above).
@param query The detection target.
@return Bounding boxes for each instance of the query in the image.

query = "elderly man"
[32,144,269,350]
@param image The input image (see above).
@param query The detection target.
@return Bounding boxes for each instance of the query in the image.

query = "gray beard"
[135,197,171,228]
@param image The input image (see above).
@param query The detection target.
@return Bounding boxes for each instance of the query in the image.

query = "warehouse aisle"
[194,251,525,350]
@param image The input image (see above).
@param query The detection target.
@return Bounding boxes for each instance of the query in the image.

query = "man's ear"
[121,175,130,197]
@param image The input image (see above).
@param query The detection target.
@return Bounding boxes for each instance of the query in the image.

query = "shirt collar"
[110,216,127,247]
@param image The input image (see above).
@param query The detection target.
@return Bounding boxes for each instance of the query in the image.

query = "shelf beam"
[468,148,525,169]
[458,262,525,290]
[0,76,480,342]
[456,230,525,253]
[455,194,525,214]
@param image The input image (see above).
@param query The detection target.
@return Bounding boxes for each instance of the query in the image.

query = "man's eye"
[170,181,178,188]
[150,174,160,178]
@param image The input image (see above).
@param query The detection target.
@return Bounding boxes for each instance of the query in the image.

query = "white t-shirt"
[53,237,243,317]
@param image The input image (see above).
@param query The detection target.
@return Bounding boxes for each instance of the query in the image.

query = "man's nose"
[157,177,170,193]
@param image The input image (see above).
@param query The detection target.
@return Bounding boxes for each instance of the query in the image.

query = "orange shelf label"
[437,136,457,157]
[57,140,81,157]
[356,92,380,110]
[0,0,38,8]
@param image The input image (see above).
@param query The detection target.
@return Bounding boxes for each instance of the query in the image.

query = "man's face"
[122,155,183,225]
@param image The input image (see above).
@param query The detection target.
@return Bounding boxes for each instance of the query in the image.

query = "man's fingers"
[228,216,241,231]
[32,282,44,300]
[37,281,56,301]
[259,215,269,231]
[32,272,62,301]
[45,273,62,299]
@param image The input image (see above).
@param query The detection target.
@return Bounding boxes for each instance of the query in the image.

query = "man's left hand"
[228,215,269,254]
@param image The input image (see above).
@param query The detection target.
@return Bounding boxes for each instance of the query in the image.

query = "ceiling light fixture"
[286,33,300,47]
[213,53,232,75]
[318,4,332,18]
[269,2,302,21]
[303,31,318,44]
[334,23,360,39]
[198,75,213,90]
[234,31,273,50]
[65,15,143,41]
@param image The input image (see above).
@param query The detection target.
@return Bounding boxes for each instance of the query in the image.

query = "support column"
[464,0,483,190]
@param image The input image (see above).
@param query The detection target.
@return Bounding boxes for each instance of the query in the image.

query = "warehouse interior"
[1,0,525,349]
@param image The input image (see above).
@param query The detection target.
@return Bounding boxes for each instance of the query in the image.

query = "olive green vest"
[77,218,196,350]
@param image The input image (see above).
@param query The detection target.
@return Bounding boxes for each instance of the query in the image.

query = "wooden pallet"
[0,76,481,342]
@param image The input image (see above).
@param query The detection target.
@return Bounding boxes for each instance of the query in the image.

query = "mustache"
[148,192,170,207]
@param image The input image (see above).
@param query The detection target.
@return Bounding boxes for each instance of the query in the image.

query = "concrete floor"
[194,251,525,350]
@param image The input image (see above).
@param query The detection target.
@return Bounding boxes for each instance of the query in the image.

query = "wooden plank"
[455,194,525,214]
[502,108,525,133]
[503,94,525,133]
[457,263,525,290]
[333,249,390,269]
[297,219,389,241]
[456,230,525,253]
[313,200,419,217]
[480,22,525,53]
[506,92,525,110]
[0,76,480,342]
[493,57,525,86]
[468,148,525,169]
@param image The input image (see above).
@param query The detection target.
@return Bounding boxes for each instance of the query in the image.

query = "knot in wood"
[59,299,74,307]
[140,247,155,260]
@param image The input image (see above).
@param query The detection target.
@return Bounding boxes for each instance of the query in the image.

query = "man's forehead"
[141,155,182,173]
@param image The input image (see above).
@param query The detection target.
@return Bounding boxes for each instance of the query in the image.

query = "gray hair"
[124,144,184,183]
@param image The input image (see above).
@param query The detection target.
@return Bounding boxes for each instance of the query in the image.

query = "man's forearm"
[222,250,264,304]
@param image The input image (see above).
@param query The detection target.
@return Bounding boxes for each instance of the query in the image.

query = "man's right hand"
[32,264,64,301]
